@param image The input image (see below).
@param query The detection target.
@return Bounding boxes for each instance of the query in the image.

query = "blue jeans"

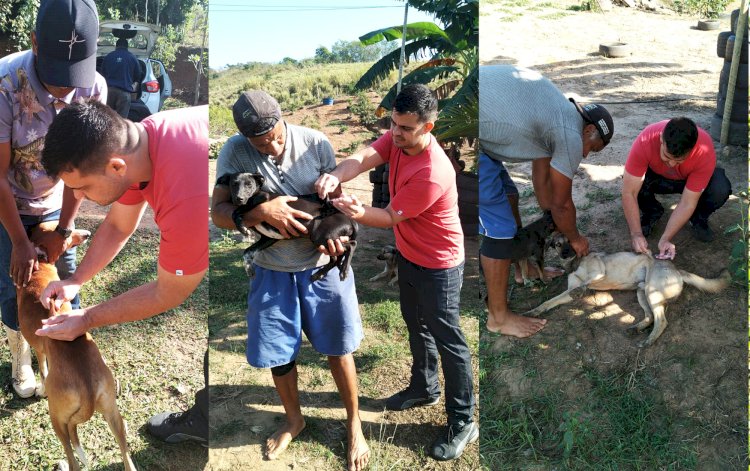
[397,255,474,425]
[0,210,79,330]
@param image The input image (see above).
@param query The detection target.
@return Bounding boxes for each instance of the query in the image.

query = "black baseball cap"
[233,91,282,137]
[35,0,99,89]
[569,98,614,146]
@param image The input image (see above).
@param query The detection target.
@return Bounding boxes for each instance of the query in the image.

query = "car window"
[97,32,149,51]
[151,60,163,79]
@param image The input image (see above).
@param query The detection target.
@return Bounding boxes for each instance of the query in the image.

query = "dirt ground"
[480,1,747,468]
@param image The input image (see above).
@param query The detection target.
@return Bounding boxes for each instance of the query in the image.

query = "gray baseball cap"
[232,90,282,137]
[35,0,99,88]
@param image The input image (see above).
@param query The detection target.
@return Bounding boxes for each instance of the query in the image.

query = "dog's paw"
[55,460,70,471]
[388,278,398,287]
[34,383,46,398]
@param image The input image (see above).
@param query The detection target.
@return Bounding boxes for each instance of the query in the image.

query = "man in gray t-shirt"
[211,91,370,470]
[478,65,614,338]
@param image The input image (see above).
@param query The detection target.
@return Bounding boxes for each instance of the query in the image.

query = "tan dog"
[369,245,399,286]
[18,222,136,471]
[524,234,730,347]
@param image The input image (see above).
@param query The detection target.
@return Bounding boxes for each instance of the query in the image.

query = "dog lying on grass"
[369,245,399,286]
[18,222,136,471]
[510,211,557,285]
[523,234,731,347]
[217,172,358,281]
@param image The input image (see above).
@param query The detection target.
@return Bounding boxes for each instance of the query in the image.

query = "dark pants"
[194,350,208,422]
[397,255,474,425]
[106,87,132,119]
[638,167,732,224]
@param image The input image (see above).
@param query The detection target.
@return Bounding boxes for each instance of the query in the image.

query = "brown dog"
[18,222,136,471]
[369,245,399,286]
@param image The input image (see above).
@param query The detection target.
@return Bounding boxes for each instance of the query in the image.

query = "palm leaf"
[359,21,450,45]
[354,38,436,90]
[377,66,459,110]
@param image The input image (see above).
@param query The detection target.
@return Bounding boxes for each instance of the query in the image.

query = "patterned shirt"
[216,123,336,272]
[0,50,107,215]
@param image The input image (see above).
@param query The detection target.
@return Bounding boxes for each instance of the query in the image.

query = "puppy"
[510,211,556,285]
[524,234,730,347]
[217,172,358,281]
[18,222,136,471]
[369,245,399,286]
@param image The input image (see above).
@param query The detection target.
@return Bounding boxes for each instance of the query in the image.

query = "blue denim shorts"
[479,153,518,239]
[246,264,363,368]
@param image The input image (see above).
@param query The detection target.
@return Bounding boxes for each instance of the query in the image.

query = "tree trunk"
[193,15,207,106]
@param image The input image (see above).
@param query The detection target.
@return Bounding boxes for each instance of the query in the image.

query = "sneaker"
[429,421,479,461]
[384,387,440,411]
[147,408,208,445]
[689,220,714,242]
[640,206,664,237]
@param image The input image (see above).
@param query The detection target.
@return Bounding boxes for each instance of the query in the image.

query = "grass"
[209,229,481,470]
[0,216,207,470]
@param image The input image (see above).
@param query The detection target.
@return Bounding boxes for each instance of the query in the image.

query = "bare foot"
[487,311,547,338]
[265,417,306,460]
[347,419,370,471]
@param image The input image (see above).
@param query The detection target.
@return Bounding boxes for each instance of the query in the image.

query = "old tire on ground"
[720,61,749,90]
[697,20,721,31]
[599,42,630,58]
[725,35,749,64]
[717,31,732,58]
[710,113,749,146]
[716,92,749,122]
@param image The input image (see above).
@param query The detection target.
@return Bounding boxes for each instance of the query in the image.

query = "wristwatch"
[54,224,72,239]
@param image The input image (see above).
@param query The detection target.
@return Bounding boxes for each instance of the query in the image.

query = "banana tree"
[355,0,478,141]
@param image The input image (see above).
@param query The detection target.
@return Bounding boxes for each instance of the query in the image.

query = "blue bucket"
[322,97,334,105]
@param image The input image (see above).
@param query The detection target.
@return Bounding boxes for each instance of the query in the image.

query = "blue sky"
[208,1,437,68]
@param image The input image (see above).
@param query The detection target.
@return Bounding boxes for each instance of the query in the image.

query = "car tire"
[717,31,732,58]
[720,61,749,91]
[710,113,748,146]
[599,42,630,58]
[697,20,721,31]
[716,92,748,122]
[725,35,749,64]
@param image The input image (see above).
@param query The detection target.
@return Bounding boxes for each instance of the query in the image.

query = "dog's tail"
[678,269,731,293]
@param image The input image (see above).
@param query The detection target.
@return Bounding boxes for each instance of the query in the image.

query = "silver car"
[97,21,172,121]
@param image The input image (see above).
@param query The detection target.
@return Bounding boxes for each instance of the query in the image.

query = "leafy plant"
[683,0,729,19]
[724,191,748,283]
[349,91,378,127]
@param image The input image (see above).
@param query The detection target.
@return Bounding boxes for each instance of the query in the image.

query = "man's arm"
[531,158,589,256]
[211,184,312,238]
[622,170,648,253]
[40,200,147,307]
[34,185,83,263]
[37,264,206,341]
[331,194,407,229]
[657,188,701,259]
[315,146,385,199]
[0,141,37,287]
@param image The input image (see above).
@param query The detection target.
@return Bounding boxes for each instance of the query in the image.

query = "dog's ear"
[69,229,91,249]
[216,174,231,187]
[254,174,265,185]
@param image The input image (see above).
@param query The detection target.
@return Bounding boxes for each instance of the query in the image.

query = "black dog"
[216,172,358,281]
[509,210,556,285]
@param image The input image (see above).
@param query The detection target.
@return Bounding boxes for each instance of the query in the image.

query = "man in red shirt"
[35,100,209,444]
[315,84,476,461]
[622,117,731,259]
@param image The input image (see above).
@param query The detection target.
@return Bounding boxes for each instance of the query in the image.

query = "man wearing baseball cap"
[478,64,613,338]
[0,0,106,397]
[211,91,370,471]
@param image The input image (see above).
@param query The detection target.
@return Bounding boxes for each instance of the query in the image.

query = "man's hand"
[569,234,590,257]
[314,173,341,200]
[256,196,313,238]
[656,239,676,260]
[35,308,88,341]
[11,239,38,288]
[331,194,365,219]
[318,236,350,256]
[33,229,67,264]
[630,233,649,254]
[40,279,82,309]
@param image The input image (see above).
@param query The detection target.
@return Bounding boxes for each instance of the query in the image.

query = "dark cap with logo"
[35,0,99,89]
[569,98,614,146]
[233,91,282,137]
